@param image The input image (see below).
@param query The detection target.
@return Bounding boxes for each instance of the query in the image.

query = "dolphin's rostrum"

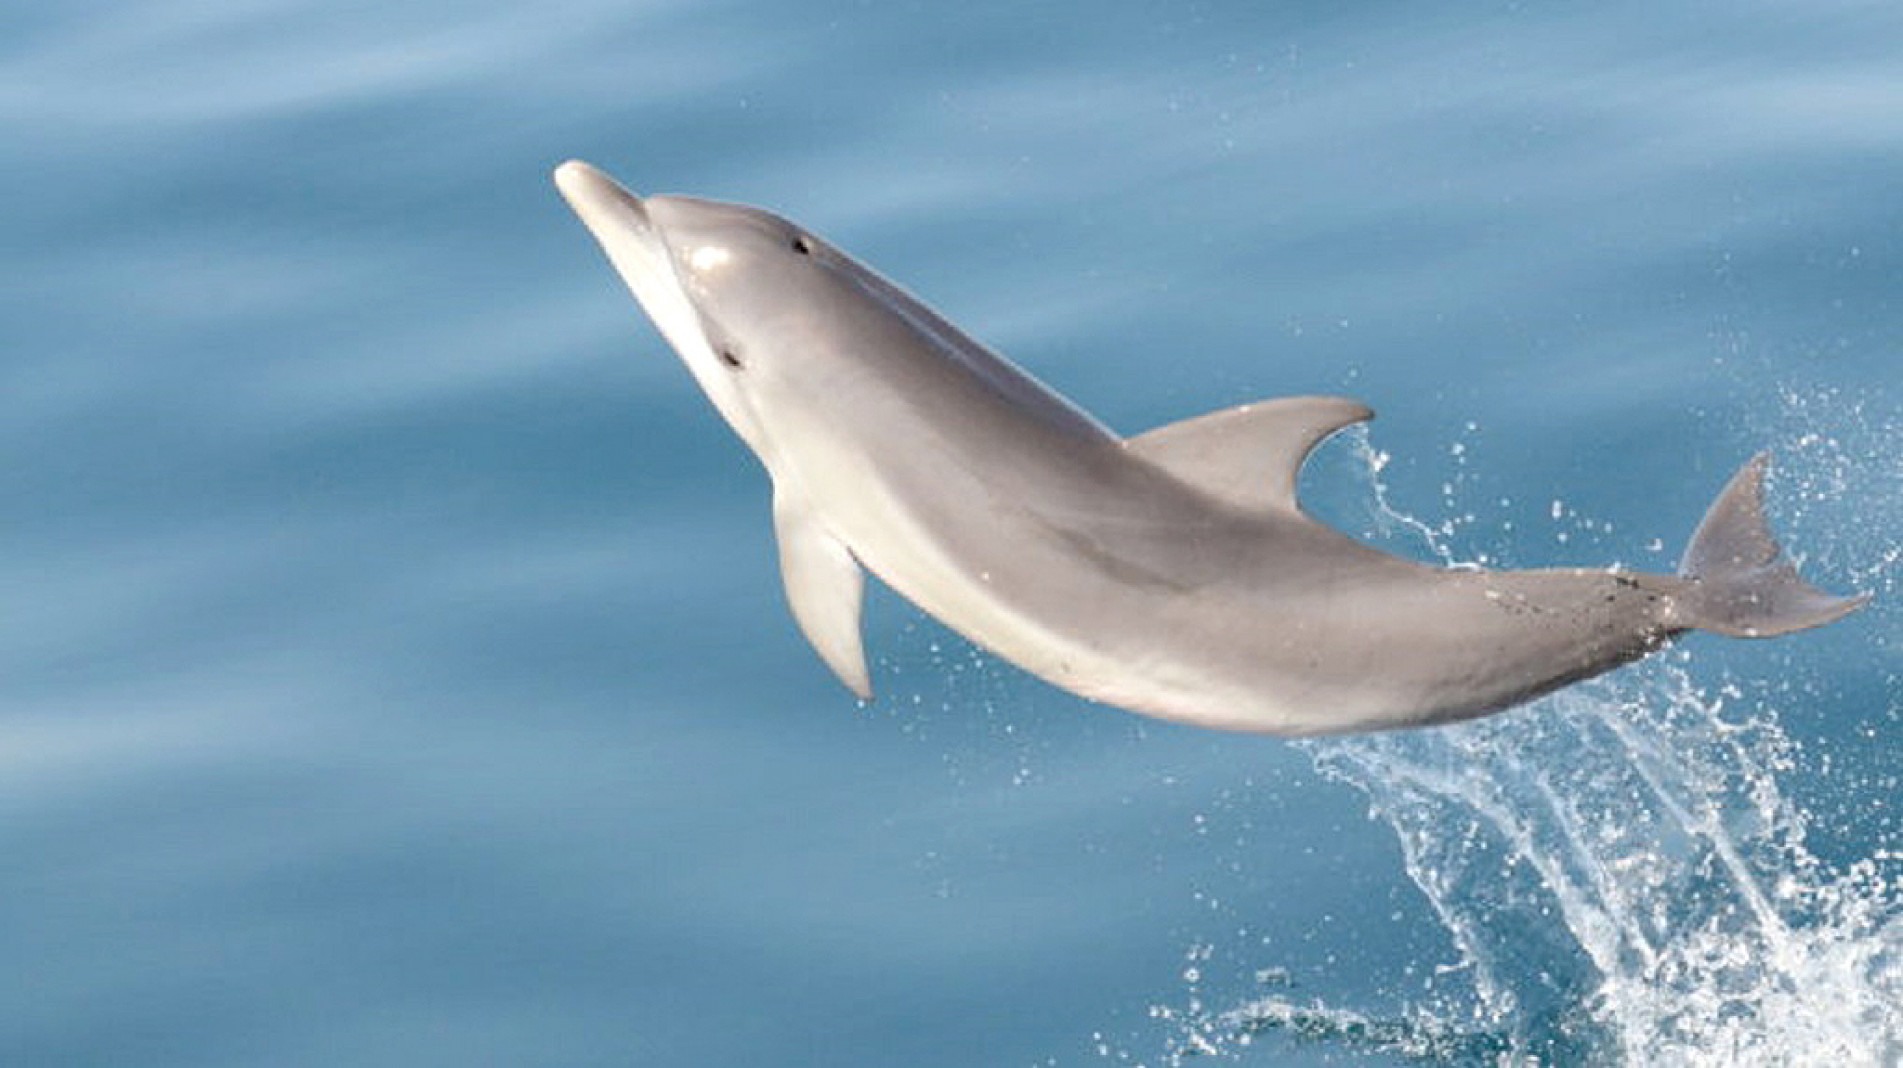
[553,160,1867,736]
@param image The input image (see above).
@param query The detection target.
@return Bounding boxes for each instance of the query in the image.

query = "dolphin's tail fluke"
[1672,452,1869,637]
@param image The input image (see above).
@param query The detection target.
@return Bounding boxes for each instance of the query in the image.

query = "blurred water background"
[1,1,1897,1064]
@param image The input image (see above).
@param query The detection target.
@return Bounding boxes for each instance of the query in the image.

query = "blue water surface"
[2,2,1897,1065]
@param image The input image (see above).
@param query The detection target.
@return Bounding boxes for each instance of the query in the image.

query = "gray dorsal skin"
[553,161,1869,736]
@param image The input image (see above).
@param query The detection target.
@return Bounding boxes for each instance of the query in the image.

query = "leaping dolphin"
[553,160,1867,736]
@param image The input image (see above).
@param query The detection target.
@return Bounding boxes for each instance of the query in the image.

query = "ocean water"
[1,2,1897,1065]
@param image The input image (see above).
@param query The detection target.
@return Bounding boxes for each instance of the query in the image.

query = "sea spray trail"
[1154,421,1899,1066]
[1306,668,1899,1065]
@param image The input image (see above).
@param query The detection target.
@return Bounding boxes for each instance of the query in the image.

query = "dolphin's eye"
[719,345,744,369]
[790,234,814,256]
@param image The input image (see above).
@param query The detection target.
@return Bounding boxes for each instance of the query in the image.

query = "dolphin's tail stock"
[1671,453,1869,637]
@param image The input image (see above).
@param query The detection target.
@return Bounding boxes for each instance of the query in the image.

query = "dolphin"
[552,160,1867,736]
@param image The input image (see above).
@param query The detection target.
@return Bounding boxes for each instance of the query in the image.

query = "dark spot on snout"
[719,346,744,369]
[791,234,814,256]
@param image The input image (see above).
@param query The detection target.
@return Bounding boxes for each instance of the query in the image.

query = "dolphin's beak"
[553,159,766,452]
[554,158,685,322]
[554,159,652,236]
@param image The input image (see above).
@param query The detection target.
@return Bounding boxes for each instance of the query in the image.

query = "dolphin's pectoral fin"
[1125,395,1373,513]
[771,484,873,699]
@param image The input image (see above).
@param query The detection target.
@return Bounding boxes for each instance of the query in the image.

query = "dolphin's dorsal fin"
[1125,396,1373,513]
[772,482,872,699]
